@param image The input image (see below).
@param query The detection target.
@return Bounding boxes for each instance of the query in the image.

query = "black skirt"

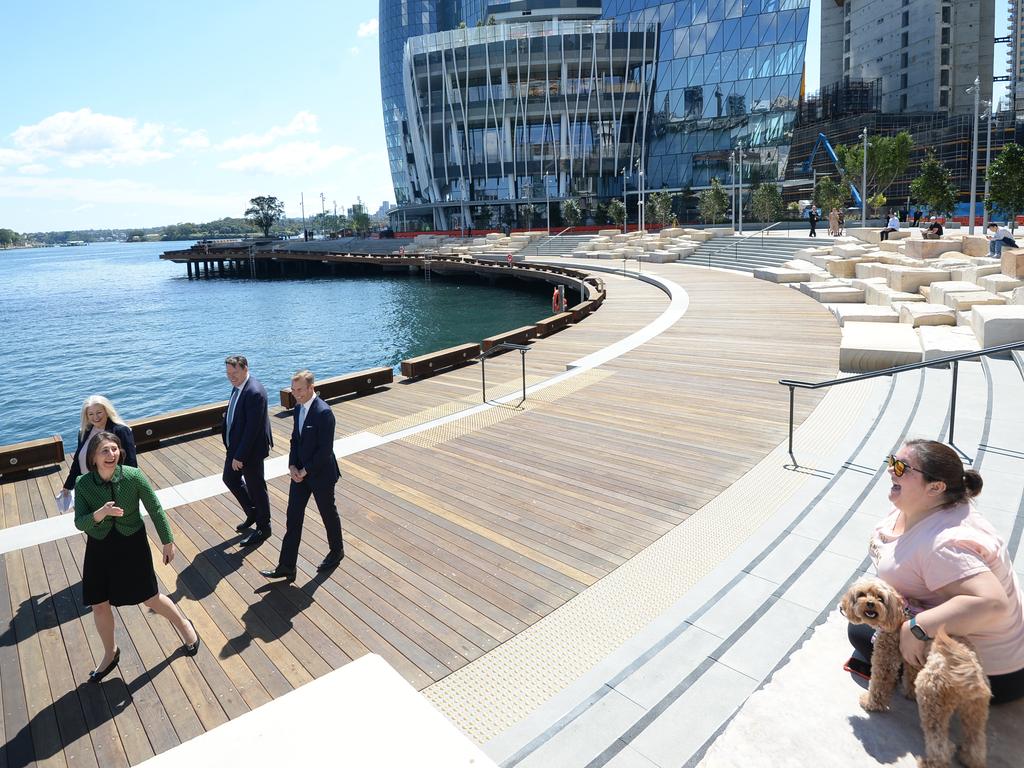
[82,526,159,607]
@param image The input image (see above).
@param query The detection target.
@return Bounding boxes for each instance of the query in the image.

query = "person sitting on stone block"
[923,220,943,240]
[987,223,1018,257]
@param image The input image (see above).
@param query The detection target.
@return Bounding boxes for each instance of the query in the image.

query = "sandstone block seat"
[865,284,927,307]
[887,267,950,293]
[839,321,922,372]
[980,274,1024,293]
[828,304,899,325]
[846,227,911,245]
[919,326,982,361]
[1002,249,1024,278]
[927,281,987,305]
[806,285,865,303]
[903,239,964,259]
[970,305,1024,346]
[943,291,1005,311]
[948,264,1003,282]
[898,303,956,328]
[753,267,813,283]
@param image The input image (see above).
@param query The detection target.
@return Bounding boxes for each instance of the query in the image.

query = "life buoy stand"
[552,287,561,313]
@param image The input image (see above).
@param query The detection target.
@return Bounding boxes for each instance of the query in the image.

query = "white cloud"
[10,108,171,167]
[218,141,354,175]
[18,163,49,175]
[0,174,237,210]
[178,130,210,149]
[0,147,34,171]
[357,18,378,37]
[219,111,319,151]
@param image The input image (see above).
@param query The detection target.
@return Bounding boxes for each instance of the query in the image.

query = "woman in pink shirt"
[847,439,1024,704]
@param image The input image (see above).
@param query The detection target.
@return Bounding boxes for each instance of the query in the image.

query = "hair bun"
[963,469,983,498]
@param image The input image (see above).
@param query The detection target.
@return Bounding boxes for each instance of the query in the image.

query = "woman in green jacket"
[75,431,199,683]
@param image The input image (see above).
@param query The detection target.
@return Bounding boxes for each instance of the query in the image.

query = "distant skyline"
[0,1,392,232]
[0,1,1010,233]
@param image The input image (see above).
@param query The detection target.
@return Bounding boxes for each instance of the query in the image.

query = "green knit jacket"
[74,465,174,545]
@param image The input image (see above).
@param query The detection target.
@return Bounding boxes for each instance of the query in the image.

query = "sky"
[0,1,391,232]
[0,1,1011,233]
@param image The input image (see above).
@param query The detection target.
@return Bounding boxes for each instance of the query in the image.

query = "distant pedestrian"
[222,355,274,547]
[261,370,344,582]
[987,223,1018,257]
[879,212,900,241]
[75,431,199,684]
[828,208,839,237]
[912,209,923,227]
[837,210,845,235]
[808,208,818,237]
[60,395,138,504]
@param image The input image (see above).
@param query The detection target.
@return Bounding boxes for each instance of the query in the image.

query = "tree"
[909,152,958,217]
[244,196,285,237]
[647,191,679,227]
[750,183,783,223]
[867,193,888,217]
[607,198,626,227]
[814,176,848,214]
[561,198,583,227]
[986,142,1024,227]
[834,131,913,201]
[697,178,729,224]
[0,228,22,247]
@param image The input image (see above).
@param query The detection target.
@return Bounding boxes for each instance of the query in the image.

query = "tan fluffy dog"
[841,577,991,768]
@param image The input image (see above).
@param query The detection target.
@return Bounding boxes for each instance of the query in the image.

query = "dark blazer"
[288,397,340,489]
[221,376,273,463]
[64,421,137,490]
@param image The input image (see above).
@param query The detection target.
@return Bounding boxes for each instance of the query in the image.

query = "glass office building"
[381,0,811,226]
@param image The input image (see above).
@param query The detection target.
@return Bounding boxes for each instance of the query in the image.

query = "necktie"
[226,387,240,444]
[299,404,307,432]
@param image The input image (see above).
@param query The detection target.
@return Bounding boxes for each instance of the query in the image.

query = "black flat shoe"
[235,516,256,533]
[259,566,297,582]
[239,528,270,547]
[316,549,344,572]
[182,619,200,657]
[88,647,120,684]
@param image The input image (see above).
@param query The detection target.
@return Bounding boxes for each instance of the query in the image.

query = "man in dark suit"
[261,370,344,581]
[222,355,274,547]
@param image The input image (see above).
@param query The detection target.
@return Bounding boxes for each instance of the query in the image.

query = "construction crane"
[801,132,863,208]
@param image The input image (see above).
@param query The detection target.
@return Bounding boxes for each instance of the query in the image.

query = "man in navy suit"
[261,370,344,580]
[222,355,274,547]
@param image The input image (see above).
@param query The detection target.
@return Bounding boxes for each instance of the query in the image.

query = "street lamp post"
[861,128,867,229]
[621,166,628,234]
[320,192,326,239]
[730,151,736,231]
[737,141,743,234]
[545,159,552,236]
[639,167,645,232]
[981,101,993,231]
[968,76,980,235]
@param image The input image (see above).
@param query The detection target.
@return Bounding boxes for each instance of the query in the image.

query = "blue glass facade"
[382,0,809,208]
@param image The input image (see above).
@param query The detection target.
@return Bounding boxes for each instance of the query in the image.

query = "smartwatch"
[909,616,932,642]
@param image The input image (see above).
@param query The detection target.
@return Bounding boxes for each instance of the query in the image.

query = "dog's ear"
[877,582,906,631]
[839,589,857,623]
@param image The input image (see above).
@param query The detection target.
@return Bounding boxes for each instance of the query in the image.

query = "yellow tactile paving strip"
[423,377,874,744]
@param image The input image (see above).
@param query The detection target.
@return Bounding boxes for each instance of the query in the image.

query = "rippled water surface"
[0,242,552,446]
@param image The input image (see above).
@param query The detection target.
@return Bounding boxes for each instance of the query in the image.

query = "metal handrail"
[479,342,531,406]
[780,340,1024,466]
[529,226,575,256]
[682,221,782,268]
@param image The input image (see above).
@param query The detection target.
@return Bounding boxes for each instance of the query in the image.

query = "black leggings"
[848,623,1024,705]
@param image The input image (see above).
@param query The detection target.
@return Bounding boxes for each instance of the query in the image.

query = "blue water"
[0,241,552,448]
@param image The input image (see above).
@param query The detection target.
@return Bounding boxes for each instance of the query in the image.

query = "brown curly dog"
[841,577,991,768]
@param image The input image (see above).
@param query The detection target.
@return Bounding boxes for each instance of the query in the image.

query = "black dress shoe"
[235,516,256,533]
[182,619,201,657]
[88,647,120,684]
[239,528,270,547]
[259,566,296,582]
[316,549,345,572]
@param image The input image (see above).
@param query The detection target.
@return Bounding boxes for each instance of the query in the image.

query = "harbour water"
[0,241,552,448]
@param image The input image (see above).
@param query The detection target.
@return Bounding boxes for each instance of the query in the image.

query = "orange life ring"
[552,288,560,313]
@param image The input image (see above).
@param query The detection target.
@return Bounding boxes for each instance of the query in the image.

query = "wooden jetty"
[0,264,839,766]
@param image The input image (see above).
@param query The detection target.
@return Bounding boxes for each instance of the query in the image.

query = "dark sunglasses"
[886,455,920,478]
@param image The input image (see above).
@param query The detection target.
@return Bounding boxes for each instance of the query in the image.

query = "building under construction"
[783,79,1019,217]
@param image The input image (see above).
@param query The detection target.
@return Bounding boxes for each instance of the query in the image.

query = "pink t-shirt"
[869,502,1024,675]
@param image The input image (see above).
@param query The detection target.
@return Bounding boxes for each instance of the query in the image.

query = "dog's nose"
[865,600,875,608]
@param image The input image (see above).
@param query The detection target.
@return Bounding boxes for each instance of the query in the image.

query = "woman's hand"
[899,621,930,668]
[59,488,71,499]
[93,501,124,523]
[162,542,176,565]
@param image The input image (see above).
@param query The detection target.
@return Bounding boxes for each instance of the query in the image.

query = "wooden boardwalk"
[0,265,839,766]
